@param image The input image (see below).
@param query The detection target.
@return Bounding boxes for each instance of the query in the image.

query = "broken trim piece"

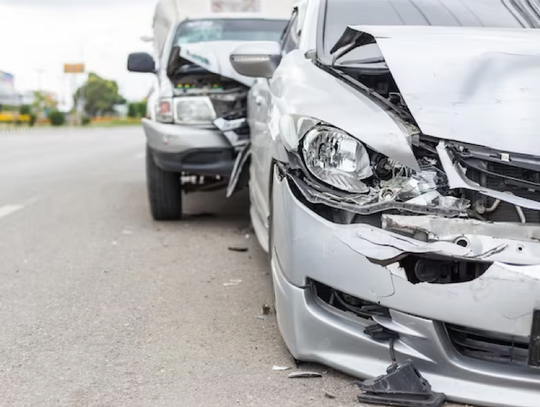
[288,172,466,217]
[226,142,251,198]
[356,362,446,407]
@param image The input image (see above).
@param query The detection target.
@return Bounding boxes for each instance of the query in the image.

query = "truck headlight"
[174,96,216,125]
[301,126,373,193]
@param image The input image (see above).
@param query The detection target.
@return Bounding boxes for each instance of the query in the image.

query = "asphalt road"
[0,127,366,407]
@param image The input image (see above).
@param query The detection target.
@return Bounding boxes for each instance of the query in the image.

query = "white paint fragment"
[272,366,291,371]
[223,279,243,287]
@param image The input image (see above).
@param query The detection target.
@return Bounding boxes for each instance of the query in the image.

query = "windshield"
[324,0,540,64]
[175,18,287,44]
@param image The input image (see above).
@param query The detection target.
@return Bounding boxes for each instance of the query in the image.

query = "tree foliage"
[128,101,147,118]
[75,73,125,117]
[48,110,66,126]
[33,91,58,112]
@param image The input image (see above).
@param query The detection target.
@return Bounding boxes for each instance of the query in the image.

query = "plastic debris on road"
[288,371,323,379]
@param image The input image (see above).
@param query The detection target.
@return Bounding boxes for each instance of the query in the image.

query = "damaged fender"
[268,50,419,170]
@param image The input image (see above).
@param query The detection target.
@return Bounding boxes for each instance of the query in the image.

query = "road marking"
[0,205,24,220]
[134,153,145,159]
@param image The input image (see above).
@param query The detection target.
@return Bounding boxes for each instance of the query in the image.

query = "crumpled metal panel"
[341,26,540,157]
[178,41,256,87]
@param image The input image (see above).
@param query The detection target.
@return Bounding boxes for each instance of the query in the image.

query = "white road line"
[0,205,24,220]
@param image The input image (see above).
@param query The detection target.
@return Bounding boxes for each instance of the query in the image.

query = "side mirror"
[127,52,155,73]
[230,41,282,79]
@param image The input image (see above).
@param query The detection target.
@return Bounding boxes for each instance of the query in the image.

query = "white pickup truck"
[128,0,293,220]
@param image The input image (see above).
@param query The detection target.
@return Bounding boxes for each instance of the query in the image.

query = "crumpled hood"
[178,41,255,87]
[340,26,540,157]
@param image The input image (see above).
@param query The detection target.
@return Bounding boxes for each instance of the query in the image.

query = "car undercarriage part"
[181,175,228,193]
[356,362,446,407]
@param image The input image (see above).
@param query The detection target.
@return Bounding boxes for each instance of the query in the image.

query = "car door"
[249,9,302,248]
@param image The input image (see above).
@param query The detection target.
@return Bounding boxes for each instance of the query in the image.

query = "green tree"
[48,110,66,126]
[74,73,125,117]
[128,101,147,118]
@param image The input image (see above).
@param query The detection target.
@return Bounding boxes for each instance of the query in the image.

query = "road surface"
[0,127,366,407]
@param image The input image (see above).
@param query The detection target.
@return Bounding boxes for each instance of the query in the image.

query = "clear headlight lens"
[302,126,373,193]
[174,96,216,125]
[156,98,173,123]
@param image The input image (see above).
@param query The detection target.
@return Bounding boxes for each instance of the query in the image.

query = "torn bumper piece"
[356,362,445,407]
[271,170,540,407]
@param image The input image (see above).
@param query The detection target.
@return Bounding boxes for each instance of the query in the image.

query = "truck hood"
[338,26,540,157]
[178,41,255,87]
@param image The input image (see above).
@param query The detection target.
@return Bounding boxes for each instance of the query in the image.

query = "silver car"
[229,0,540,406]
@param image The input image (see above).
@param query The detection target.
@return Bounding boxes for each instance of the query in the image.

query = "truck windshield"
[323,0,540,65]
[175,18,287,44]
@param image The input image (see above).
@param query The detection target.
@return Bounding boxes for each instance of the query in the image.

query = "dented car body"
[230,0,540,405]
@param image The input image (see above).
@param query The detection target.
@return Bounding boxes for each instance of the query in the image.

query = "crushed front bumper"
[143,119,235,176]
[143,119,231,154]
[271,169,540,407]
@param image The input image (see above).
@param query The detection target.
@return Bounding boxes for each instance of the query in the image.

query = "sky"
[0,0,159,106]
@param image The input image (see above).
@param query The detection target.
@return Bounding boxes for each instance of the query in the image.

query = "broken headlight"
[302,126,373,193]
[173,96,216,125]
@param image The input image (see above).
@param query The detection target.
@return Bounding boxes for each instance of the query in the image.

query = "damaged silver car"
[229,0,540,406]
[127,12,287,220]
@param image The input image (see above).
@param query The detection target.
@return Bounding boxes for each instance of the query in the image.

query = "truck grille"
[446,324,530,366]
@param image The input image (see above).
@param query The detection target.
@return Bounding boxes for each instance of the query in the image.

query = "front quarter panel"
[268,50,418,169]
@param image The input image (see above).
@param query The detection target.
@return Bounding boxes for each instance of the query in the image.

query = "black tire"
[146,145,183,221]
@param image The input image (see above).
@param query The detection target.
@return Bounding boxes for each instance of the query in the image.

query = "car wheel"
[146,145,183,221]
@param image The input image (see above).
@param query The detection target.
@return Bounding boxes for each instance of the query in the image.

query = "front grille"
[450,143,540,222]
[447,324,530,366]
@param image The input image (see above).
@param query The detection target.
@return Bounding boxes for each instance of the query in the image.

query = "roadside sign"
[64,64,85,74]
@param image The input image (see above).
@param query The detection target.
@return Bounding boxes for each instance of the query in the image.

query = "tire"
[146,145,183,221]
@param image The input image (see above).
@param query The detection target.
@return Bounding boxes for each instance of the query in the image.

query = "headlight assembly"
[174,96,216,125]
[301,126,373,193]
